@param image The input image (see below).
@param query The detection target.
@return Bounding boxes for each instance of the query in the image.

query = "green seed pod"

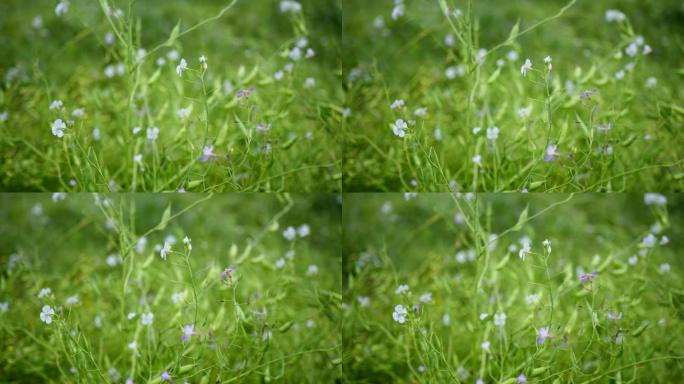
[631,322,648,337]
[279,320,294,333]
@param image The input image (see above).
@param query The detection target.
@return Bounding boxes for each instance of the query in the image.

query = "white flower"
[357,296,370,307]
[176,58,188,76]
[393,119,408,138]
[391,3,405,20]
[605,10,626,23]
[141,312,153,325]
[127,312,137,320]
[297,224,310,237]
[472,126,482,135]
[128,341,137,352]
[0,302,8,313]
[419,293,433,304]
[275,258,286,269]
[486,127,499,141]
[342,108,352,118]
[134,153,143,166]
[442,313,451,326]
[395,284,409,295]
[183,236,192,250]
[49,100,63,111]
[306,264,319,276]
[628,255,638,266]
[177,107,191,120]
[615,70,625,81]
[66,295,78,305]
[135,237,147,254]
[167,50,179,60]
[643,45,652,55]
[507,51,519,62]
[274,70,284,81]
[304,77,316,88]
[106,254,121,266]
[525,293,541,305]
[520,59,532,76]
[479,313,489,321]
[40,305,55,324]
[625,43,638,57]
[414,108,427,117]
[38,288,52,299]
[493,312,506,327]
[434,127,443,141]
[542,239,551,254]
[642,233,657,248]
[289,47,302,61]
[160,241,171,259]
[55,1,69,16]
[392,304,408,323]
[171,292,186,304]
[659,263,671,273]
[481,340,491,351]
[146,127,159,141]
[544,56,552,64]
[199,55,207,69]
[390,99,405,109]
[51,192,66,202]
[644,193,666,206]
[518,107,531,119]
[51,119,66,138]
[444,34,455,47]
[660,235,669,245]
[518,239,531,260]
[645,77,657,88]
[280,0,302,13]
[283,226,296,241]
[472,154,482,165]
[92,127,101,141]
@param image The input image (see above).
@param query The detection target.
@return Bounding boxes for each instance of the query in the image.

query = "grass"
[0,193,342,382]
[0,0,342,192]
[342,193,684,382]
[342,0,684,192]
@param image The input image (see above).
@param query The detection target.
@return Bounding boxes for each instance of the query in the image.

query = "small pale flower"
[393,119,408,138]
[306,264,319,276]
[160,241,171,260]
[55,1,69,16]
[481,340,490,351]
[517,374,528,383]
[642,233,657,248]
[146,127,159,141]
[357,296,370,307]
[199,55,207,69]
[444,34,455,47]
[283,226,296,241]
[659,263,671,273]
[183,236,192,250]
[493,312,506,327]
[176,58,188,76]
[537,326,550,344]
[275,258,286,269]
[391,3,405,20]
[419,293,432,304]
[542,239,551,254]
[274,70,284,81]
[392,304,408,323]
[526,293,541,305]
[479,313,489,321]
[40,305,55,324]
[486,127,499,141]
[38,288,52,299]
[520,58,532,76]
[643,45,652,55]
[628,255,638,266]
[65,295,79,305]
[297,224,310,237]
[644,193,667,206]
[645,77,657,88]
[472,154,482,166]
[141,312,153,326]
[544,144,558,162]
[395,284,409,295]
[605,10,626,23]
[414,108,427,117]
[0,302,8,313]
[51,119,66,138]
[625,43,638,57]
[182,324,195,342]
[390,99,405,110]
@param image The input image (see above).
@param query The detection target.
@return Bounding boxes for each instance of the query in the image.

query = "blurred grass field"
[0,0,342,192]
[342,0,684,192]
[342,193,684,382]
[0,193,342,382]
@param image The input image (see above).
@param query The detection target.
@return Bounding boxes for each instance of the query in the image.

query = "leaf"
[165,20,181,47]
[507,19,520,44]
[155,203,172,231]
[512,205,529,231]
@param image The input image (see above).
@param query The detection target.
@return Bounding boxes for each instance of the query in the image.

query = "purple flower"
[517,374,528,383]
[608,311,622,320]
[199,146,214,162]
[182,324,195,342]
[236,87,256,99]
[580,271,597,285]
[537,326,550,345]
[544,144,558,162]
[160,371,172,383]
[220,265,235,281]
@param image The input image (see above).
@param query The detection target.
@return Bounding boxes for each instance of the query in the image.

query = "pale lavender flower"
[517,374,528,384]
[160,371,172,382]
[580,271,597,285]
[200,146,214,162]
[182,324,195,342]
[544,144,558,162]
[608,311,622,320]
[537,326,550,345]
